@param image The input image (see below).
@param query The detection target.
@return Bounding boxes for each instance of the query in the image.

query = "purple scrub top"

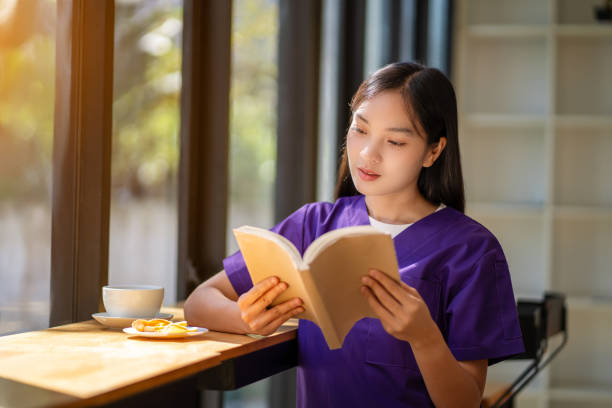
[224,195,525,407]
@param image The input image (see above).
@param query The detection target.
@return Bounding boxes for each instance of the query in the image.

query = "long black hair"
[334,61,465,213]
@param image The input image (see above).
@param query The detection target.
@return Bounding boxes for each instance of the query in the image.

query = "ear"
[423,137,447,168]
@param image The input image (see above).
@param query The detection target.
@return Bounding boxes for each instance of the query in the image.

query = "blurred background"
[1,0,610,407]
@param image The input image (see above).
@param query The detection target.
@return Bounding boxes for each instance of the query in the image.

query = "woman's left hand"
[360,268,437,347]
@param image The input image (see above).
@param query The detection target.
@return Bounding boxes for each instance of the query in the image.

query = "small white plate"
[91,312,174,329]
[122,327,208,339]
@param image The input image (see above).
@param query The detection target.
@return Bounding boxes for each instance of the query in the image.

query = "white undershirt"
[368,204,446,238]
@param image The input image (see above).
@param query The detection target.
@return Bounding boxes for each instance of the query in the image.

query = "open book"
[233,225,400,349]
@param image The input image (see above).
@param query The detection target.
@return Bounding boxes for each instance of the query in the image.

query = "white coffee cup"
[102,285,164,318]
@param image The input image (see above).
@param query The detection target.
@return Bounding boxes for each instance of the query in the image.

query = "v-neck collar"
[347,194,459,264]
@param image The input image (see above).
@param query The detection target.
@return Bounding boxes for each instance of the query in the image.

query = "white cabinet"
[453,0,612,406]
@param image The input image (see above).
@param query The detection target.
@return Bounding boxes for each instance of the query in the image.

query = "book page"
[307,233,399,349]
[233,228,317,322]
[234,226,303,267]
[302,225,383,265]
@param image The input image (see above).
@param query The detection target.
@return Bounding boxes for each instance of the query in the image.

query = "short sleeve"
[223,203,310,297]
[444,246,525,365]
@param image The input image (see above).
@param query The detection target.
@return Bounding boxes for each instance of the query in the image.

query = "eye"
[350,126,366,134]
[388,140,406,147]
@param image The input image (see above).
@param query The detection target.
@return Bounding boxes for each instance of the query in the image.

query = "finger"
[258,306,305,335]
[249,297,302,329]
[361,275,402,316]
[241,282,289,322]
[361,285,395,323]
[399,280,423,300]
[253,304,305,334]
[238,276,280,308]
[247,297,303,331]
[242,282,289,322]
[368,269,411,303]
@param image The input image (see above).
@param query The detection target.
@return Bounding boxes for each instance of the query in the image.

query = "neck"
[365,190,437,225]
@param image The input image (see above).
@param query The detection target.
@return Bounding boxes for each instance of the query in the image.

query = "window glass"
[0,0,56,335]
[225,0,279,406]
[226,0,279,253]
[109,0,183,306]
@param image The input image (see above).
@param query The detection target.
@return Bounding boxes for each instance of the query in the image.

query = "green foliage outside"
[114,0,279,205]
[0,0,55,201]
[0,0,278,207]
[112,0,183,199]
[229,0,278,211]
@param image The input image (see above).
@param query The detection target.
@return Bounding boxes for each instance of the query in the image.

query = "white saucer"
[91,312,174,329]
[123,327,208,339]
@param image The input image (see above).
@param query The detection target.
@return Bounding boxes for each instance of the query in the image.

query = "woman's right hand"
[237,276,304,336]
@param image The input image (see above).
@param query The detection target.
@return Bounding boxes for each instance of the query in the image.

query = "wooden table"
[0,307,298,408]
[1,307,508,407]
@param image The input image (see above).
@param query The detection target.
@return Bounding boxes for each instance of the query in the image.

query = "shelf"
[464,0,548,26]
[462,127,548,203]
[554,129,612,206]
[463,24,612,41]
[549,305,612,389]
[566,296,612,310]
[553,217,612,298]
[555,114,612,129]
[457,1,611,404]
[467,202,545,218]
[549,385,612,403]
[553,205,612,219]
[557,0,611,25]
[463,113,547,128]
[463,22,612,37]
[466,25,548,38]
[463,36,548,115]
[556,25,612,37]
[465,24,612,39]
[556,37,612,115]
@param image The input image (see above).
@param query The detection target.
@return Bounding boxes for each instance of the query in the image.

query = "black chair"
[490,292,568,408]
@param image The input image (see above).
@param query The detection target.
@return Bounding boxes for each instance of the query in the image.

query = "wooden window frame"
[176,0,233,301]
[50,0,115,326]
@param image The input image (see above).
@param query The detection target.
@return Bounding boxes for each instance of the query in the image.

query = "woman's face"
[346,90,439,199]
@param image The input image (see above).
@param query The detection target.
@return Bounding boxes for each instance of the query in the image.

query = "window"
[0,0,56,335]
[226,0,279,252]
[224,0,279,406]
[109,0,183,305]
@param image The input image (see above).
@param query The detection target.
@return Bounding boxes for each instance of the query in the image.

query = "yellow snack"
[131,318,172,332]
[161,322,198,333]
[162,324,187,334]
[130,318,197,334]
[131,319,146,332]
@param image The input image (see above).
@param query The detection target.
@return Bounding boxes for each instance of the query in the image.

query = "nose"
[360,140,382,164]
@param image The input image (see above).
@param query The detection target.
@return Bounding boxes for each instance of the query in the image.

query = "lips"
[357,167,380,181]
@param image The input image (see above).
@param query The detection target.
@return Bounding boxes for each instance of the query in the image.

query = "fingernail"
[369,269,376,277]
[361,276,369,284]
